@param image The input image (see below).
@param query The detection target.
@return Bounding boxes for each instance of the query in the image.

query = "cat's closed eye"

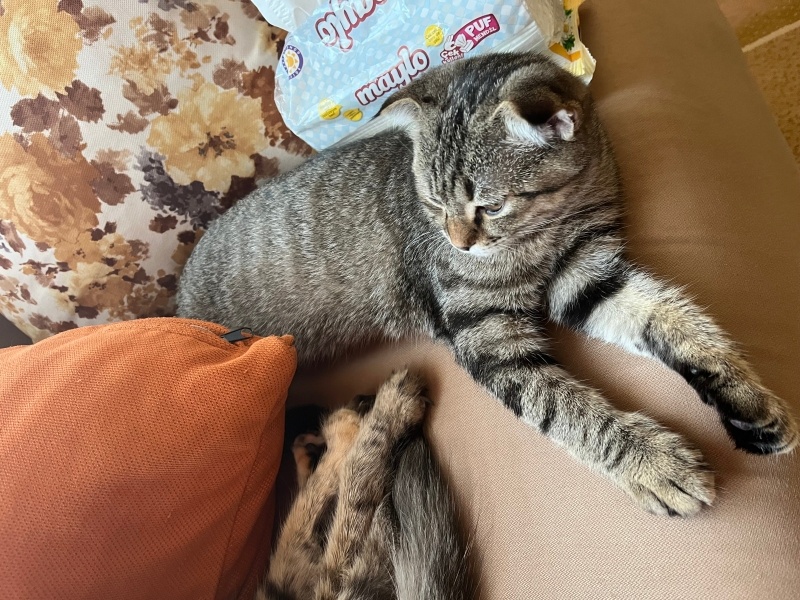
[480,201,505,217]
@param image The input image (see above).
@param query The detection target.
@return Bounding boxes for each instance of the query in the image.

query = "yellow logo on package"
[318,98,342,120]
[343,108,363,121]
[424,24,444,47]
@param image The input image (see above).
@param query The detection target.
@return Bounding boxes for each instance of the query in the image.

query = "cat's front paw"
[614,415,715,517]
[321,408,361,454]
[689,370,798,454]
[721,392,798,455]
[373,369,429,427]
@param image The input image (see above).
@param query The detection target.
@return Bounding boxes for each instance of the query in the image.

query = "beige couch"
[2,0,798,597]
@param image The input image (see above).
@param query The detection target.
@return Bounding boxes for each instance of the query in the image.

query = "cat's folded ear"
[376,96,422,134]
[494,95,583,146]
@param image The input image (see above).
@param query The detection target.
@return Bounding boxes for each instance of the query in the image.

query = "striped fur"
[178,53,798,517]
[258,371,473,600]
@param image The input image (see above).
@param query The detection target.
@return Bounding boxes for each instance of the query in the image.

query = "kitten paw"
[689,371,799,454]
[720,391,798,455]
[615,417,715,517]
[292,433,325,485]
[321,408,361,454]
[373,369,429,427]
[292,433,325,457]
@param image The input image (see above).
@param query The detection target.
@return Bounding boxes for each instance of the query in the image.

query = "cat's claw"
[719,388,799,455]
[687,371,798,455]
[722,413,798,454]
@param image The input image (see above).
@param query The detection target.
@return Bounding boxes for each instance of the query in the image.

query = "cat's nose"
[445,220,475,251]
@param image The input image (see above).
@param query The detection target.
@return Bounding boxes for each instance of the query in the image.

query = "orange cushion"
[0,318,296,600]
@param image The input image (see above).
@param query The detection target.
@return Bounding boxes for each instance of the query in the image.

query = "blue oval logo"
[282,44,304,80]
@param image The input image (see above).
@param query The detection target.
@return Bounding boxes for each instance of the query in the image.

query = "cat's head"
[377,53,606,257]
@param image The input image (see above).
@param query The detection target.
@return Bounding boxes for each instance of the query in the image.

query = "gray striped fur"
[258,371,473,600]
[178,53,798,517]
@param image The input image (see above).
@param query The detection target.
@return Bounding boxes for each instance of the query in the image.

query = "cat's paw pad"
[616,419,715,517]
[292,432,325,453]
[720,392,798,455]
[374,369,429,426]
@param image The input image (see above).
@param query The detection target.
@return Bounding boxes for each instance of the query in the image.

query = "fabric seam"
[212,353,290,599]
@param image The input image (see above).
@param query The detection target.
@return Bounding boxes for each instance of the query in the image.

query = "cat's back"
[177,131,421,352]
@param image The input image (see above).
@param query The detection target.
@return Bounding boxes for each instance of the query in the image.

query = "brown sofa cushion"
[0,318,296,599]
[288,0,800,598]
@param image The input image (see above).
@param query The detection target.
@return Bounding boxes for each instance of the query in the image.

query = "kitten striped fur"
[258,371,473,600]
[178,53,798,516]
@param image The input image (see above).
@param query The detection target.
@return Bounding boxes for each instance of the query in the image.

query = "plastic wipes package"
[266,0,595,150]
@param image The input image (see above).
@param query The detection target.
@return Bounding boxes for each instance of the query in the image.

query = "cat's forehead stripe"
[446,56,529,109]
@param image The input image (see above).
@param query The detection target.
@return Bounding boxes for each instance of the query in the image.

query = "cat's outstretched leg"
[444,311,715,516]
[333,499,396,600]
[546,241,798,454]
[258,408,361,600]
[313,370,428,600]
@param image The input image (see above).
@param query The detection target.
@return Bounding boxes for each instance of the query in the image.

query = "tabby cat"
[259,370,472,600]
[178,53,798,517]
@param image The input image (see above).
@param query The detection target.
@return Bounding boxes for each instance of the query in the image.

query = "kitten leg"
[258,409,361,600]
[313,370,428,600]
[334,499,396,600]
[547,241,798,454]
[444,312,714,516]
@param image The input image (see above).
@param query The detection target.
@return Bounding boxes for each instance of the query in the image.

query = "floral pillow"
[0,0,311,341]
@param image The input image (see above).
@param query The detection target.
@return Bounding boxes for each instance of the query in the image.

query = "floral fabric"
[0,0,310,341]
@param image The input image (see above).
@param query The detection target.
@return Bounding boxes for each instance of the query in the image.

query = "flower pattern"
[148,82,268,193]
[0,133,100,246]
[0,0,312,341]
[0,0,84,97]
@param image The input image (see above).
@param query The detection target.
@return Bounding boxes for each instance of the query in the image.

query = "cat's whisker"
[507,205,613,241]
[403,230,445,264]
[405,231,437,251]
[403,230,435,253]
[521,202,612,234]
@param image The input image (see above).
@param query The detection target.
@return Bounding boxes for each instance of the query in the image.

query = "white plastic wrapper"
[263,0,594,150]
[251,0,321,32]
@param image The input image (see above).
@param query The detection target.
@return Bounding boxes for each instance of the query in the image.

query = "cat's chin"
[463,246,499,258]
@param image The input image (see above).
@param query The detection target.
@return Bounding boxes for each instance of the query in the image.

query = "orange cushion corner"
[0,317,297,600]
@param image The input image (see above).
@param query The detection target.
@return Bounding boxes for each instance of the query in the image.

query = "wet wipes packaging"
[264,0,594,150]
